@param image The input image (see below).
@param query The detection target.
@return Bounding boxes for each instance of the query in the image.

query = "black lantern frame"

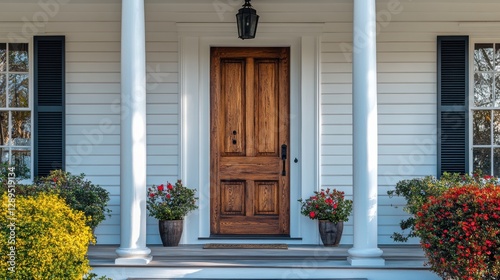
[236,0,259,40]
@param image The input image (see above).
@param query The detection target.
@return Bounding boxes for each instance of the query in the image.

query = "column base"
[347,256,385,267]
[115,255,153,265]
[115,247,152,265]
[347,247,385,267]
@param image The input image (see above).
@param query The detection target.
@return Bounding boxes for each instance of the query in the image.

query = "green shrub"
[36,170,111,230]
[0,193,94,279]
[0,168,112,231]
[415,184,500,279]
[387,172,498,242]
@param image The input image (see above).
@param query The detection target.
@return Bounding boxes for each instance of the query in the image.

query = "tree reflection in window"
[473,148,491,175]
[473,43,500,176]
[473,110,491,145]
[0,44,5,72]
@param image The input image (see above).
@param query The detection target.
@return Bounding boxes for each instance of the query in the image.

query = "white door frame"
[178,23,322,244]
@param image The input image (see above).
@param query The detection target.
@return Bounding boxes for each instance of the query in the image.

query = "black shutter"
[34,36,65,177]
[437,36,469,176]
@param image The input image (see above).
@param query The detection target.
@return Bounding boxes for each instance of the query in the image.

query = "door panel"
[210,47,290,235]
[255,60,279,156]
[254,181,279,215]
[220,181,245,215]
[221,59,245,156]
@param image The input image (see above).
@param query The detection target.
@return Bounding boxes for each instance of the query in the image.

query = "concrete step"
[89,245,439,280]
[128,279,368,280]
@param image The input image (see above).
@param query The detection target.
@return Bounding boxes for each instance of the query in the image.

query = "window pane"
[495,149,500,177]
[12,149,30,178]
[475,43,494,71]
[8,43,29,72]
[496,44,500,71]
[473,110,492,145]
[0,148,8,163]
[496,74,500,107]
[474,73,493,107]
[495,111,500,145]
[473,148,491,175]
[0,112,8,145]
[8,74,29,107]
[0,43,5,72]
[11,111,31,146]
[0,74,5,107]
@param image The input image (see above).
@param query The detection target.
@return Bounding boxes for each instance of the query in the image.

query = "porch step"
[89,244,428,268]
[128,279,368,280]
[89,245,437,280]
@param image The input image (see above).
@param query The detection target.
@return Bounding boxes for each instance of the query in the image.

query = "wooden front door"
[210,47,290,235]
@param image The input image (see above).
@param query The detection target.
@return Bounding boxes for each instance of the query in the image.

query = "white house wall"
[1,0,500,245]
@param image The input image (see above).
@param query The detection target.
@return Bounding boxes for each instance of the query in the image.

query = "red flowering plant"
[146,180,198,221]
[388,172,499,242]
[298,188,353,223]
[415,184,500,279]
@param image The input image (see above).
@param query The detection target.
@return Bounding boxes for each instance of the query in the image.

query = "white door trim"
[178,23,322,244]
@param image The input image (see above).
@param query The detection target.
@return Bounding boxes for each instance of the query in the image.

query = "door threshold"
[199,235,302,240]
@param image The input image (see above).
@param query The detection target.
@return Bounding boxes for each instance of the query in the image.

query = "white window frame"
[469,39,500,176]
[0,40,34,181]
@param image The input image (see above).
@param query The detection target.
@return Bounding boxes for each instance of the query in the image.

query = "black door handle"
[281,144,287,176]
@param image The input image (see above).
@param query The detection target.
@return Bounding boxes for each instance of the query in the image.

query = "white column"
[115,0,152,265]
[347,0,385,266]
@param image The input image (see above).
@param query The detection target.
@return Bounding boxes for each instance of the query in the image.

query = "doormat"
[203,243,288,249]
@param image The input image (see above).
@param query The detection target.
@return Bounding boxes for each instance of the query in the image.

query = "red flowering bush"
[298,188,353,223]
[415,184,500,279]
[146,180,198,220]
[388,172,499,242]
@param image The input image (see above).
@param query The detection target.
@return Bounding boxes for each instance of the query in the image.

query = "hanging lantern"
[236,0,259,40]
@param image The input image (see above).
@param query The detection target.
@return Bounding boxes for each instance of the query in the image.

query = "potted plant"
[147,180,198,246]
[298,188,353,246]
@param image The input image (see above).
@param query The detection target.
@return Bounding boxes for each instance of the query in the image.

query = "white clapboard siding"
[0,1,182,244]
[1,0,499,245]
[319,0,500,243]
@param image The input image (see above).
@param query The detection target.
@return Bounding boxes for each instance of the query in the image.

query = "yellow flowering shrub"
[0,193,95,279]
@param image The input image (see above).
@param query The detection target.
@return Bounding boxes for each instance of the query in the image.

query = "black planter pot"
[158,220,184,246]
[318,220,344,246]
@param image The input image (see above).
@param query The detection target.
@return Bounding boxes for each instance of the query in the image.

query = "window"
[472,43,500,176]
[0,43,31,178]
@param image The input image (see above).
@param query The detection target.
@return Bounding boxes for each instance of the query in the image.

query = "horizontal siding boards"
[4,0,499,245]
[320,6,496,246]
[26,3,181,244]
[75,22,175,243]
[322,18,468,245]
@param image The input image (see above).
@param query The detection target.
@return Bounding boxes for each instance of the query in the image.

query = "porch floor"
[88,245,440,280]
[89,244,428,269]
